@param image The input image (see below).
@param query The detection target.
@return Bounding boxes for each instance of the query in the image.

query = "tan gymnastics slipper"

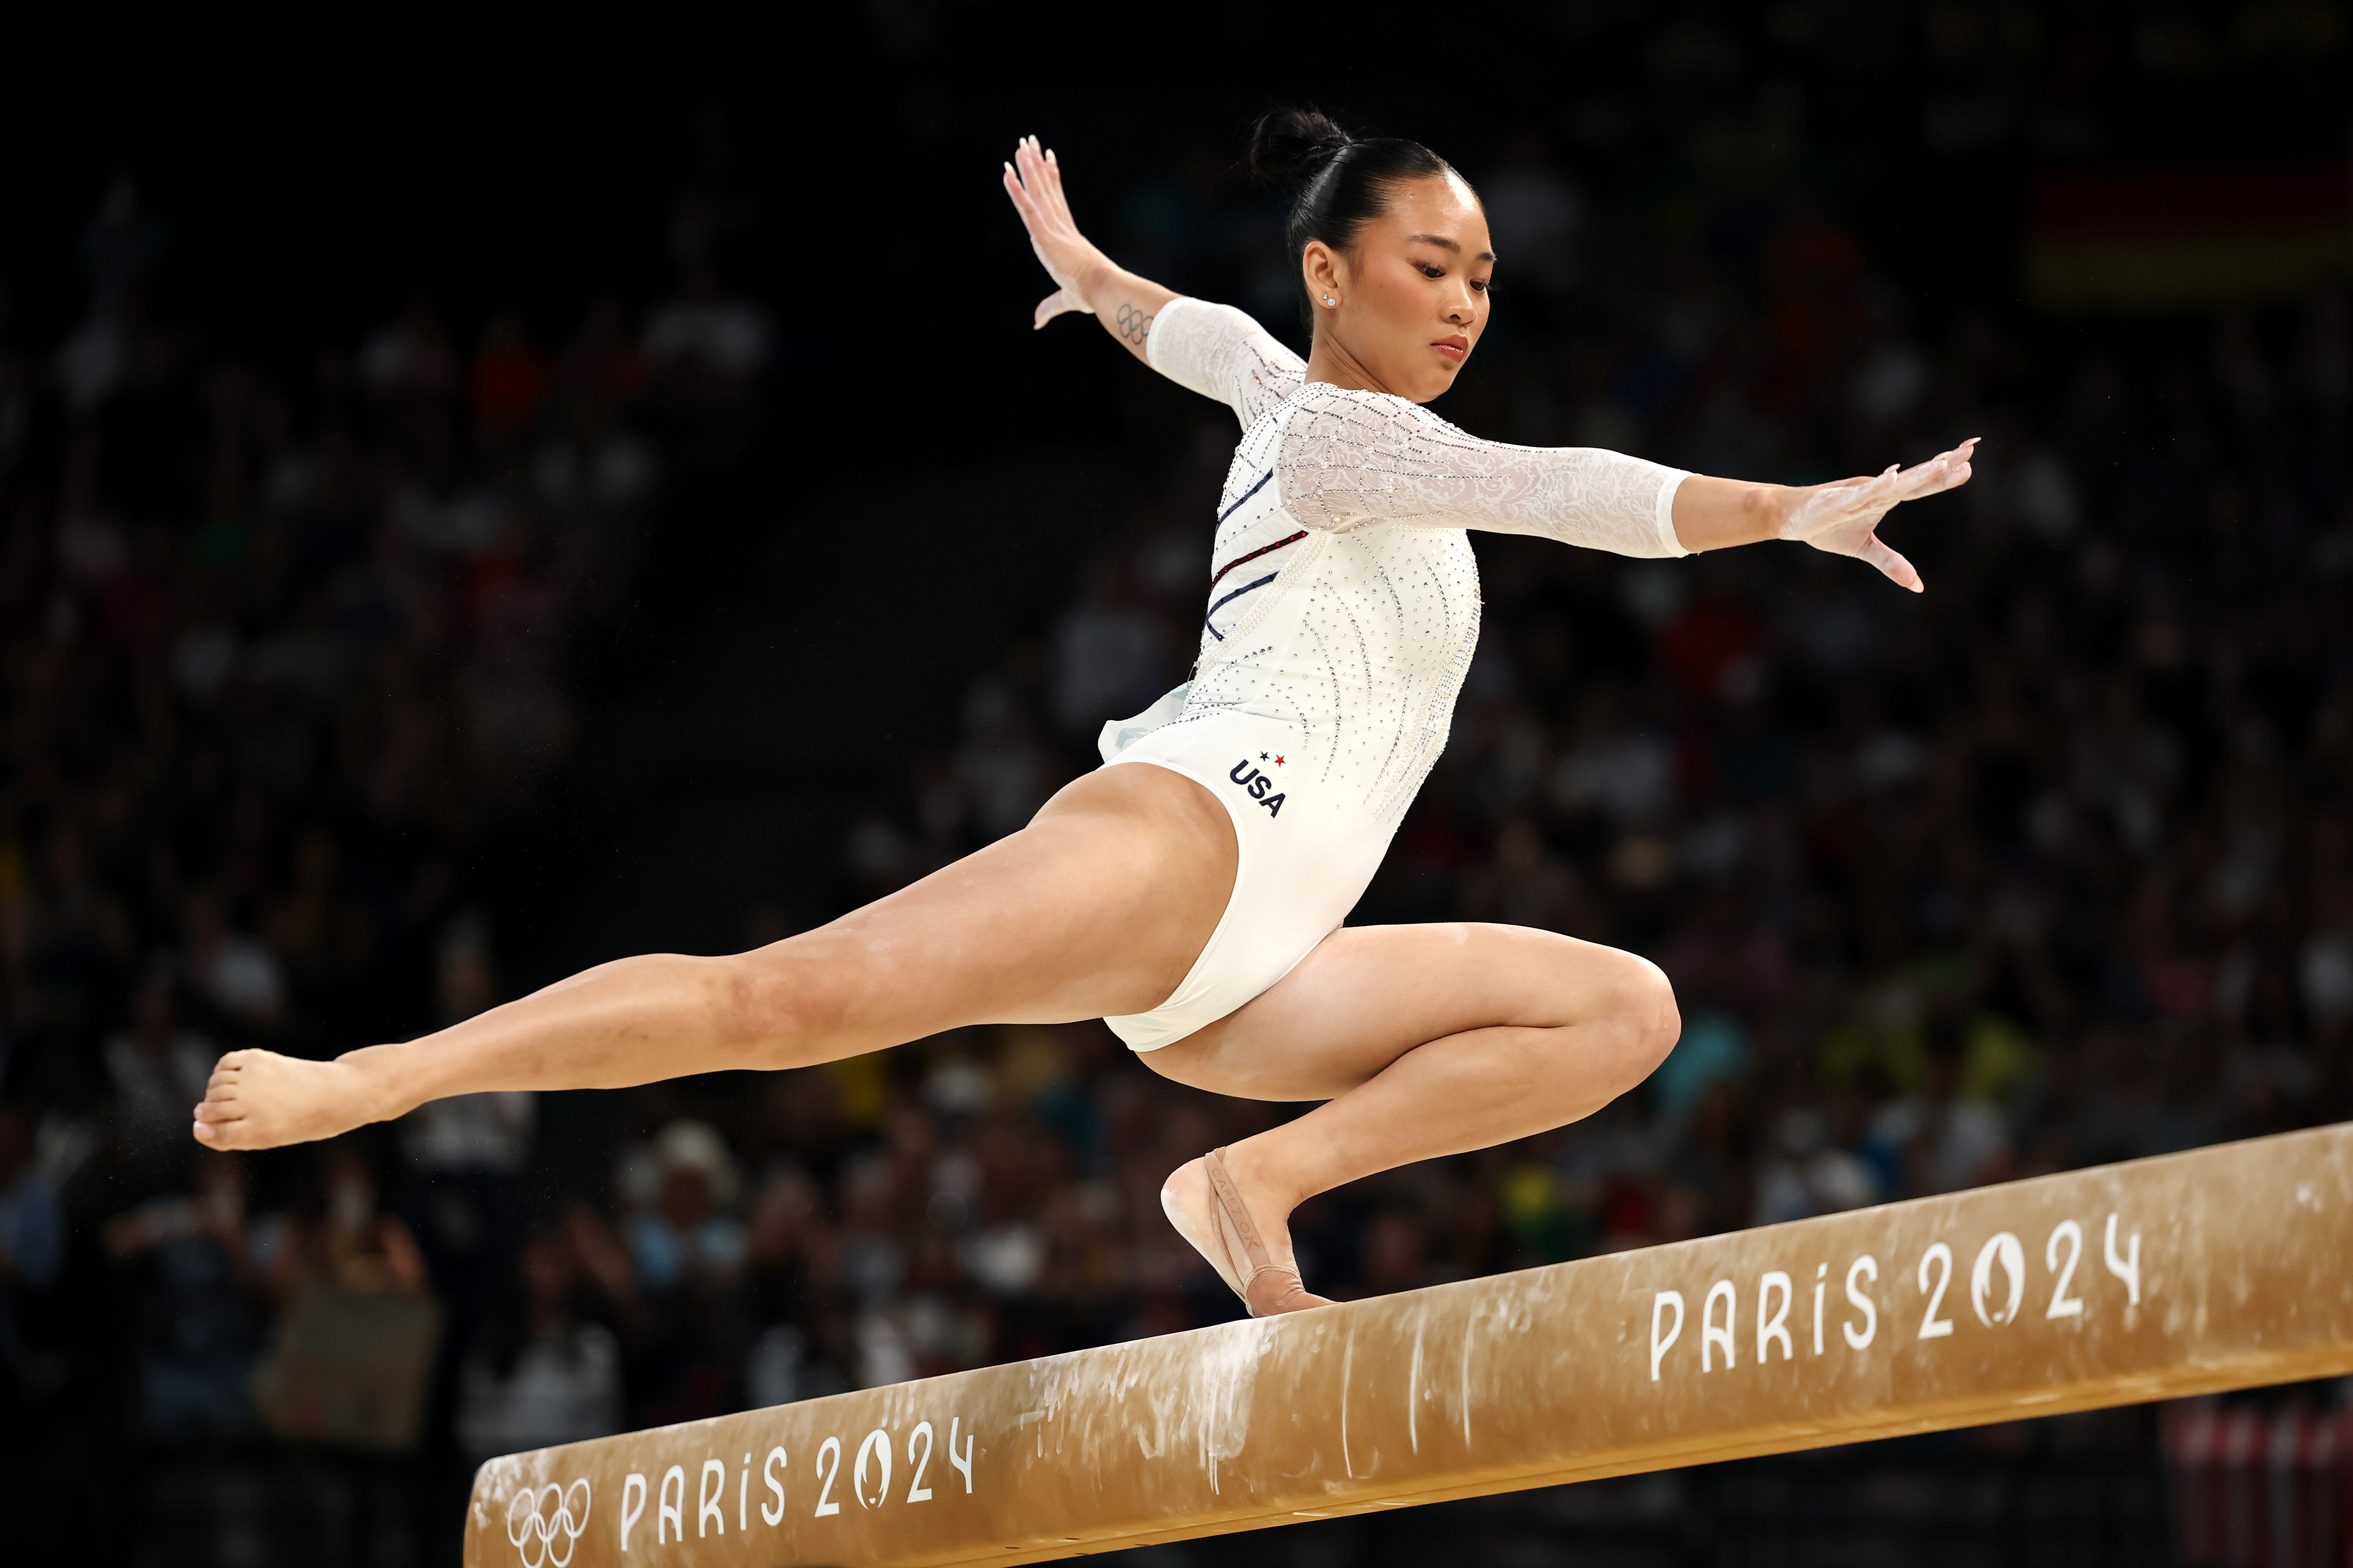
[1160,1146,1335,1318]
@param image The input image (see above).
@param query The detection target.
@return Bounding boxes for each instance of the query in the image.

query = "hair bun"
[1242,108,1460,330]
[1246,106,1354,191]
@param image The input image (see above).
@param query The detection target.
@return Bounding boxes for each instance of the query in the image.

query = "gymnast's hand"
[1002,135,1105,328]
[1776,437,1978,593]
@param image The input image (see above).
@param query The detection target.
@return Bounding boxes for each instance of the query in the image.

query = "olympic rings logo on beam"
[506,1479,591,1568]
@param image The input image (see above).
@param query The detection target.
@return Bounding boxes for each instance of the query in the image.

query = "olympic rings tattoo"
[1116,301,1154,345]
[507,1479,592,1568]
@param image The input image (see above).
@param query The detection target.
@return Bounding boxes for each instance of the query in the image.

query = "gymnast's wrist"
[1074,253,1123,307]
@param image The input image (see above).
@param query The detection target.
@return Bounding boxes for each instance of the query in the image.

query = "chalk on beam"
[468,1123,2353,1567]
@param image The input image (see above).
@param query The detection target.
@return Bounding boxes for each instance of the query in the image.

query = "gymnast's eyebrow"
[1408,233,1497,262]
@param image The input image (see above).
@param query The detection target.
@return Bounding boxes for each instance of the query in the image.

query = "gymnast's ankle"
[331,1042,427,1126]
[1210,1141,1306,1230]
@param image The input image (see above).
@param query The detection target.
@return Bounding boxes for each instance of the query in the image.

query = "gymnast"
[194,109,1973,1318]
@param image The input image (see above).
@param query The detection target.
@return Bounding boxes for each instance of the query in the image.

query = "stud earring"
[1322,295,1335,305]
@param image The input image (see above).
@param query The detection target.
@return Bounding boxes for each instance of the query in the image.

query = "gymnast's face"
[1303,172,1493,404]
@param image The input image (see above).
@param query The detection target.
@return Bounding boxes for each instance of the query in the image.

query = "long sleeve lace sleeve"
[1276,386,1691,558]
[1144,298,1306,429]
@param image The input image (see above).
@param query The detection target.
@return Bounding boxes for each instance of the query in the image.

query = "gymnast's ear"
[1302,240,1347,316]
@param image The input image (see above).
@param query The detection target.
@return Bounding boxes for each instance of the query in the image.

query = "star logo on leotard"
[1259,752,1268,761]
[1274,755,1285,765]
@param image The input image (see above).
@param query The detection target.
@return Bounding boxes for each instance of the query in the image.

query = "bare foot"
[192,1049,381,1150]
[1160,1145,1334,1316]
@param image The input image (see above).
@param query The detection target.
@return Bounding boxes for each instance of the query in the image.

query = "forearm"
[1075,255,1180,366]
[1669,475,1792,553]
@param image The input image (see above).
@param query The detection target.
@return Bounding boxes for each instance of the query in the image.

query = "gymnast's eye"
[1419,263,1446,279]
[1470,277,1492,294]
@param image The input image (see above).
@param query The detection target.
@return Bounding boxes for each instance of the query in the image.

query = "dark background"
[1,5,2348,1564]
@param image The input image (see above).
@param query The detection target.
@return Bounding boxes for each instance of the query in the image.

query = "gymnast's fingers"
[1021,140,1073,236]
[1038,147,1076,224]
[1860,532,1923,593]
[1002,162,1041,229]
[1015,137,1049,203]
[1006,164,1069,253]
[1891,438,1979,501]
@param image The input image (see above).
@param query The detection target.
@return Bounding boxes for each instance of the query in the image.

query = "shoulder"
[1152,297,1298,368]
[1149,298,1307,419]
[1274,384,1461,448]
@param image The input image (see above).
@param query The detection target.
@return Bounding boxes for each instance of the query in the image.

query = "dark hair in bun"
[1245,106,1465,327]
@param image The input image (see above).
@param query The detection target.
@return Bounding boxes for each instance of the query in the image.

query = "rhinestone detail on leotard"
[1144,297,1691,827]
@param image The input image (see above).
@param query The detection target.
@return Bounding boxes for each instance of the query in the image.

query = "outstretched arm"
[1000,136,1177,364]
[1279,387,1976,589]
[1670,436,1978,592]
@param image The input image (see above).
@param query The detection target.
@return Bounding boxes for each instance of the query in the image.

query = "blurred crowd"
[2,10,2350,1565]
[0,139,782,1556]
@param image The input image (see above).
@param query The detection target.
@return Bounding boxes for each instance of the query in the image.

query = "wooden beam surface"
[466,1123,2353,1567]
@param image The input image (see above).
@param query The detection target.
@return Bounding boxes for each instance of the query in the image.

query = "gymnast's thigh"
[1146,922,1673,1102]
[749,761,1238,1054]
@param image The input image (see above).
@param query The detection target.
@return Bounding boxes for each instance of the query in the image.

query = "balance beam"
[467,1122,2353,1566]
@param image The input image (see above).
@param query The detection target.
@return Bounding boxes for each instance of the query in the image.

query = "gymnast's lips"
[1432,336,1468,363]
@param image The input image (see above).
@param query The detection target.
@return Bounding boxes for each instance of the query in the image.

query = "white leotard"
[1099,297,1690,1049]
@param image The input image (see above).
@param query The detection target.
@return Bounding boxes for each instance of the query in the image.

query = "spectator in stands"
[103,1152,279,1440]
[622,1120,748,1423]
[102,961,214,1191]
[455,1230,623,1459]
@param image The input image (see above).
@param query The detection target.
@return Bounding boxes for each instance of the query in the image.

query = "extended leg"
[194,763,1236,1149]
[1146,922,1679,1301]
